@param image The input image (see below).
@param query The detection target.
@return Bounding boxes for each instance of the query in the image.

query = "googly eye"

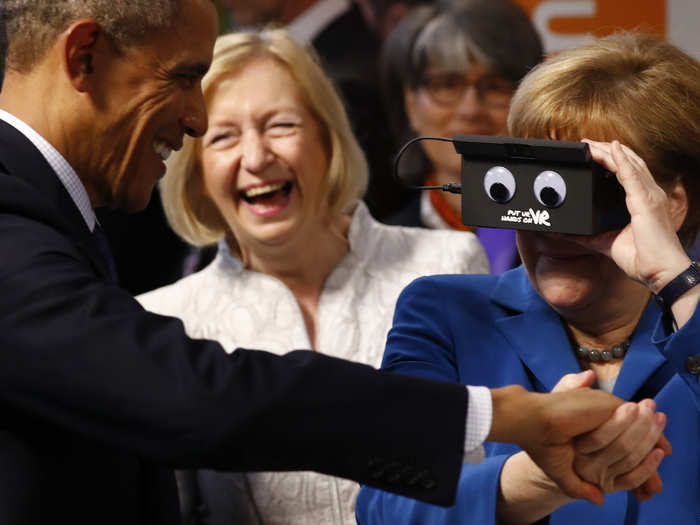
[533,170,566,208]
[483,166,516,204]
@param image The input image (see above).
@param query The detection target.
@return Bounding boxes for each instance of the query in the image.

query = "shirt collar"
[0,109,97,231]
[287,0,351,42]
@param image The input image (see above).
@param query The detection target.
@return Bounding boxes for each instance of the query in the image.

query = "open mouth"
[240,181,293,206]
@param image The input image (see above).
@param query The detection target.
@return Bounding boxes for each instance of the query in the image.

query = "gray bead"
[612,345,626,358]
[576,340,630,362]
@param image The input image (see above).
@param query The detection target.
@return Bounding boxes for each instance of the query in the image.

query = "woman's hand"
[573,398,671,500]
[555,371,669,501]
[496,371,670,525]
[575,139,691,294]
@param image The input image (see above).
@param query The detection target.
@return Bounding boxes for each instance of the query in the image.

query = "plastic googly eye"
[534,170,566,208]
[483,166,516,204]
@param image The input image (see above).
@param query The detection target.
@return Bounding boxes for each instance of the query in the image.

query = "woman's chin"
[252,225,298,247]
[540,285,596,314]
[534,261,600,313]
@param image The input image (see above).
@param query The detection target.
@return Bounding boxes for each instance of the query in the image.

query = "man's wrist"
[487,385,535,445]
[464,385,492,463]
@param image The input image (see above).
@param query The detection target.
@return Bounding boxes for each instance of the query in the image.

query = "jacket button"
[387,471,401,483]
[420,478,437,490]
[382,461,401,483]
[686,356,700,375]
[397,465,413,483]
[407,469,428,487]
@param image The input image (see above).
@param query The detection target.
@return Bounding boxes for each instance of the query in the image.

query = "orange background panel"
[513,0,666,39]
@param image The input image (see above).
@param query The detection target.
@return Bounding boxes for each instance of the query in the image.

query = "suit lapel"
[492,271,580,392]
[0,120,116,283]
[613,302,667,400]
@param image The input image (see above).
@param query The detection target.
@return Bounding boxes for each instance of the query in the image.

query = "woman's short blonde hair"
[161,29,369,246]
[508,32,700,246]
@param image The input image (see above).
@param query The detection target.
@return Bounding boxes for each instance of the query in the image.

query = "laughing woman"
[137,30,487,524]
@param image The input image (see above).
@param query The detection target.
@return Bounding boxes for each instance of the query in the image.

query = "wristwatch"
[653,261,700,312]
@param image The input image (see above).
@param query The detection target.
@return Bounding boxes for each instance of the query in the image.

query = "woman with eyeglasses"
[381,0,543,274]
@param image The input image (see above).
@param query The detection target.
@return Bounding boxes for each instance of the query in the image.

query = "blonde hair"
[161,29,369,246]
[508,32,700,246]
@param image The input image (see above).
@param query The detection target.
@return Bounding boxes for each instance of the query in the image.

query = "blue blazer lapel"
[613,301,667,400]
[491,269,581,392]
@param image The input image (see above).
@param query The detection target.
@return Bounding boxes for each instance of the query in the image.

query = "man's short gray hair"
[2,0,183,72]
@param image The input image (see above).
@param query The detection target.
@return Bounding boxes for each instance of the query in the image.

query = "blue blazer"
[357,268,700,525]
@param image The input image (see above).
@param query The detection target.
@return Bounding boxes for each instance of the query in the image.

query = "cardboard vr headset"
[452,135,630,235]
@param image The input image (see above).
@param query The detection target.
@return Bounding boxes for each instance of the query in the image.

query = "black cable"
[392,135,463,194]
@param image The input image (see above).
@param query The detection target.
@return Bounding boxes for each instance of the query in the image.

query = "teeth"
[153,141,172,161]
[244,182,285,199]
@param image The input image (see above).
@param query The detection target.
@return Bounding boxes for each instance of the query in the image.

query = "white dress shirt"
[0,109,96,231]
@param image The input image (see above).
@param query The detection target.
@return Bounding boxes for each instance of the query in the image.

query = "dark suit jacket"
[0,120,467,523]
[385,192,423,228]
[96,191,190,295]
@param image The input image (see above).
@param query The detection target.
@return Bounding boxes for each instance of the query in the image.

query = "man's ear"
[63,20,102,92]
[667,178,689,232]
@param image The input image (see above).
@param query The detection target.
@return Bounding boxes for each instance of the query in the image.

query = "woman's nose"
[240,130,271,173]
[454,85,483,116]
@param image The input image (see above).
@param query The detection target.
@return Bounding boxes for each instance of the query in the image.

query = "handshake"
[488,370,670,519]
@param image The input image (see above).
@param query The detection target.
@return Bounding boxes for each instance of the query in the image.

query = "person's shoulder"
[393,272,501,327]
[137,265,219,317]
[405,271,498,297]
[313,3,379,64]
[370,217,490,275]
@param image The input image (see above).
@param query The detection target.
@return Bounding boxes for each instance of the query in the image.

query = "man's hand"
[488,383,628,504]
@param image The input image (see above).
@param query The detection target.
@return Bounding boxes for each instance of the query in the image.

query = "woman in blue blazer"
[357,32,700,525]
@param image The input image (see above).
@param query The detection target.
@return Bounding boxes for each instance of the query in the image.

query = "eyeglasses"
[418,72,514,108]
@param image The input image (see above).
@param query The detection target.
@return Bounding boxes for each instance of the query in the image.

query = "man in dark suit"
[0,1,646,523]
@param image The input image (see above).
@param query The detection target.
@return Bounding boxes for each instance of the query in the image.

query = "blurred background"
[214,0,700,60]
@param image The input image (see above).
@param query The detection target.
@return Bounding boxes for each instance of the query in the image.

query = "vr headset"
[452,135,629,235]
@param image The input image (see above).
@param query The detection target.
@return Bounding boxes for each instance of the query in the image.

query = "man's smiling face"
[85,0,218,211]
